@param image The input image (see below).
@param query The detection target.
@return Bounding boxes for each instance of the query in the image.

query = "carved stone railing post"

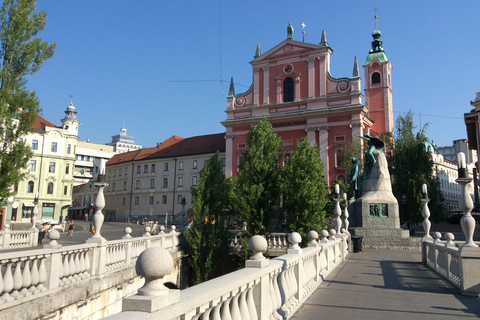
[122,247,180,313]
[87,176,108,244]
[334,184,341,234]
[288,232,302,254]
[456,152,478,248]
[421,184,433,241]
[342,193,350,234]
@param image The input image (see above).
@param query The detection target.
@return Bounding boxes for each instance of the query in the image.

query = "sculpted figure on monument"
[356,133,385,180]
[348,157,359,199]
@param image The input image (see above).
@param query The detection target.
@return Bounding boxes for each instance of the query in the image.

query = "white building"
[104,133,225,222]
[74,141,116,186]
[107,128,142,154]
[437,139,477,165]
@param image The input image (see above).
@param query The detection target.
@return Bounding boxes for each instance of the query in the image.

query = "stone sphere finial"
[248,235,268,260]
[159,225,165,234]
[308,230,318,245]
[123,227,132,239]
[136,247,173,296]
[143,226,151,237]
[433,232,442,243]
[170,225,176,234]
[320,229,329,239]
[288,232,302,250]
[48,228,60,244]
[444,232,455,247]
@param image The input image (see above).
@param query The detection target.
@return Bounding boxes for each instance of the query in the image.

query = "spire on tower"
[254,43,261,59]
[319,30,328,46]
[366,11,388,63]
[352,56,359,77]
[228,77,235,97]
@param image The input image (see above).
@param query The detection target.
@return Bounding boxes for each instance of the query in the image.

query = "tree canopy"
[0,0,56,203]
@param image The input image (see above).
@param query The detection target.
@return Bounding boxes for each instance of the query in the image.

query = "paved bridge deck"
[291,249,480,320]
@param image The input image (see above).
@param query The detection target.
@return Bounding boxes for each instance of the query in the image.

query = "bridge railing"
[0,227,38,249]
[421,153,480,296]
[114,229,350,320]
[0,231,181,312]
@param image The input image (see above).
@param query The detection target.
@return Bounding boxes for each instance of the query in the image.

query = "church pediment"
[252,40,329,63]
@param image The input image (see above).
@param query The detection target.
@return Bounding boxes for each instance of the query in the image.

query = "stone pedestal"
[348,150,418,249]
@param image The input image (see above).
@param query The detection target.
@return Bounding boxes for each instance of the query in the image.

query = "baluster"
[78,251,86,279]
[62,253,70,284]
[0,262,4,303]
[57,255,64,283]
[20,260,32,297]
[238,289,250,320]
[246,286,258,320]
[2,261,14,301]
[74,252,81,278]
[84,250,91,276]
[10,259,22,299]
[37,257,47,292]
[68,252,76,280]
[211,302,222,320]
[29,258,39,293]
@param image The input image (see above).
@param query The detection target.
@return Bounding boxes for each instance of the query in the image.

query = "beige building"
[74,141,115,186]
[9,102,80,225]
[104,133,225,222]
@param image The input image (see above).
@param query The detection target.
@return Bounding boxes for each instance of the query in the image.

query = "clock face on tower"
[284,64,293,74]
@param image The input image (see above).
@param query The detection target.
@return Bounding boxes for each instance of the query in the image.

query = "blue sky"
[26,0,480,149]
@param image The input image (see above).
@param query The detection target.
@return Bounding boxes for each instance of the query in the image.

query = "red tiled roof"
[144,133,225,160]
[107,149,143,165]
[73,184,87,193]
[34,114,57,130]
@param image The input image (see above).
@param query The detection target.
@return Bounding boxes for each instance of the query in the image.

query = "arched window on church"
[283,77,294,102]
[371,72,381,84]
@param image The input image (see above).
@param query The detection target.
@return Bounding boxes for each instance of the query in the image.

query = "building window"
[29,160,36,171]
[164,163,168,171]
[65,163,69,174]
[178,177,183,187]
[193,160,197,169]
[51,142,57,152]
[177,195,182,204]
[67,144,71,154]
[47,182,54,194]
[144,165,148,173]
[125,167,128,175]
[135,197,139,205]
[112,183,116,191]
[163,178,168,188]
[123,181,127,190]
[64,185,68,195]
[119,168,122,176]
[27,181,34,193]
[151,164,155,172]
[149,196,154,205]
[283,77,294,102]
[222,158,226,167]
[108,170,111,178]
[122,197,126,205]
[32,140,38,150]
[179,161,184,170]
[136,180,140,189]
[192,176,197,186]
[49,162,56,173]
[150,179,155,188]
[137,166,141,174]
[162,195,167,204]
[372,72,381,84]
[113,169,116,177]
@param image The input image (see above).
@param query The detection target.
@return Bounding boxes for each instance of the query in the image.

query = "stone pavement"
[291,249,480,320]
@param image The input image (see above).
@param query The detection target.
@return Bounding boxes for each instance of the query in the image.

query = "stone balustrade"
[0,231,182,319]
[0,228,38,249]
[109,229,349,320]
[421,152,480,296]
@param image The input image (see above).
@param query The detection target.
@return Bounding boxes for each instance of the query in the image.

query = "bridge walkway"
[291,249,480,320]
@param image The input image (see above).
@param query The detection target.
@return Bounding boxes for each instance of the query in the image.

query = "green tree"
[0,0,56,203]
[282,137,328,244]
[235,117,281,237]
[389,111,444,230]
[184,151,232,285]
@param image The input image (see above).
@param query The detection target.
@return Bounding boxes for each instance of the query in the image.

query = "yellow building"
[9,102,80,226]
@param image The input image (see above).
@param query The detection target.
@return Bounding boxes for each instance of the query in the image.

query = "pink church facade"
[222,20,393,186]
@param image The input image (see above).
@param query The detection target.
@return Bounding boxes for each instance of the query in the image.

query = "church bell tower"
[363,15,393,135]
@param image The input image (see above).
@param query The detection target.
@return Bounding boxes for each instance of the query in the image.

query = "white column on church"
[318,126,329,179]
[294,75,301,102]
[276,78,282,103]
[225,134,234,177]
[305,127,317,147]
[262,66,270,104]
[319,56,326,96]
[308,57,315,98]
[253,67,260,106]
